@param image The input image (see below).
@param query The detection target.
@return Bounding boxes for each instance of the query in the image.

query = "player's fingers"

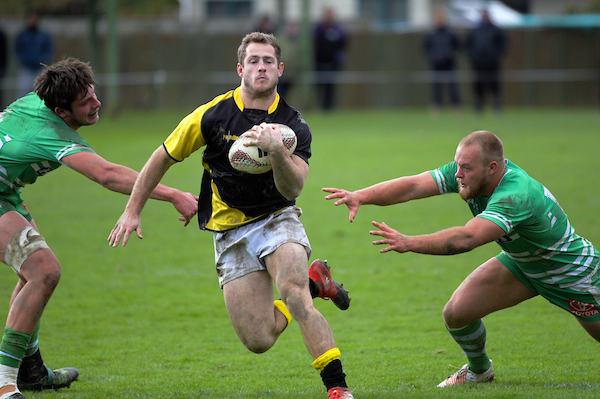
[109,233,121,247]
[180,215,192,227]
[120,230,130,247]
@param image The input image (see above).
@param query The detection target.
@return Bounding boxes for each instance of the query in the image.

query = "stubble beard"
[243,75,278,99]
[458,174,488,200]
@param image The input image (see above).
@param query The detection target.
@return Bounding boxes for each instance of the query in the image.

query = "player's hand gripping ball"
[228,124,297,174]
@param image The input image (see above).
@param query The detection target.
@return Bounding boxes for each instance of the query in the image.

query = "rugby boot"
[309,259,351,310]
[437,360,494,387]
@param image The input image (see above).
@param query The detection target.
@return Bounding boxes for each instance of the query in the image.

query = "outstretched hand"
[323,187,360,222]
[172,191,199,227]
[370,221,410,253]
[108,212,142,247]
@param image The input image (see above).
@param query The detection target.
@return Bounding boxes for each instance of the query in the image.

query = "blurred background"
[0,0,599,114]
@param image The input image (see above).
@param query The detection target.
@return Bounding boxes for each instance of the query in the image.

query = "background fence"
[1,17,599,111]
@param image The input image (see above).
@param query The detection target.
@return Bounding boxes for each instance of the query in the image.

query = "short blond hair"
[459,130,504,165]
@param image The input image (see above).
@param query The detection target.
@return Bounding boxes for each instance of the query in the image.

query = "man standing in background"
[465,9,507,115]
[15,12,54,98]
[314,7,347,111]
[423,9,462,115]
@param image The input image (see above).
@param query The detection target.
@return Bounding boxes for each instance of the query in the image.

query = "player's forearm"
[271,153,306,200]
[356,177,414,206]
[407,227,479,255]
[357,172,437,207]
[101,158,176,204]
[123,148,175,215]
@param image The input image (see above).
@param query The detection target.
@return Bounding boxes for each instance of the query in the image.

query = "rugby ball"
[228,124,297,174]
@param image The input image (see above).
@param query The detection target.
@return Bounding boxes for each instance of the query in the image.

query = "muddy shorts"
[498,252,600,321]
[0,191,32,221]
[213,206,312,288]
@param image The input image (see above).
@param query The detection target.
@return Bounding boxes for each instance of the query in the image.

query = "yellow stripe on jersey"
[232,86,280,114]
[163,90,235,161]
[204,178,264,231]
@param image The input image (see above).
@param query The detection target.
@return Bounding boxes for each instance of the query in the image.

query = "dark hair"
[237,32,282,65]
[34,58,96,112]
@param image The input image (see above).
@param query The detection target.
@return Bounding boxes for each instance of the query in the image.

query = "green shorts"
[0,191,32,221]
[497,252,600,321]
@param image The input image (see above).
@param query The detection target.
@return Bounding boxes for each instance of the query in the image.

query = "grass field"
[7,106,600,398]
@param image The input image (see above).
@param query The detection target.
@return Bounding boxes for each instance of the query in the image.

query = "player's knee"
[39,261,61,292]
[280,288,310,322]
[241,335,275,354]
[442,300,464,328]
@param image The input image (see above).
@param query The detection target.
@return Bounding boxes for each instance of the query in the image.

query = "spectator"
[0,27,7,109]
[15,12,54,99]
[465,9,507,114]
[255,14,276,34]
[423,10,462,115]
[314,7,347,111]
[277,21,301,100]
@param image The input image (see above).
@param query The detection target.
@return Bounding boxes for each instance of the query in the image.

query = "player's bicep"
[465,216,507,246]
[410,171,443,200]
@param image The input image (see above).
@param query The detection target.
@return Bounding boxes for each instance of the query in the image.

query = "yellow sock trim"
[311,348,341,371]
[274,300,292,328]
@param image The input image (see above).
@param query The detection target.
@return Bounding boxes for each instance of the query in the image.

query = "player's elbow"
[94,163,124,190]
[281,186,303,201]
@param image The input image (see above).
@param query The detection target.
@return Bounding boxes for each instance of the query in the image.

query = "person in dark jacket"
[313,7,347,111]
[15,12,54,98]
[0,27,7,109]
[424,10,462,115]
[465,9,507,114]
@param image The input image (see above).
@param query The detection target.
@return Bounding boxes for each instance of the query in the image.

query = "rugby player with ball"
[109,32,353,399]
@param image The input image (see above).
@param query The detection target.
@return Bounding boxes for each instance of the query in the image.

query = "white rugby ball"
[228,124,297,174]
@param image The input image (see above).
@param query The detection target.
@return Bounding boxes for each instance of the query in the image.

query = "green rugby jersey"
[431,160,599,288]
[0,93,95,194]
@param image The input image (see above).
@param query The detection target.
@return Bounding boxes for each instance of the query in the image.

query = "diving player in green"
[0,58,198,399]
[324,130,600,387]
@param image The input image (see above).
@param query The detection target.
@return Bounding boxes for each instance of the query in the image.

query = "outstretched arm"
[323,171,440,222]
[370,216,506,254]
[63,150,198,227]
[106,146,183,247]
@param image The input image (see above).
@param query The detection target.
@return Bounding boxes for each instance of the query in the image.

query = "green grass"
[7,106,600,398]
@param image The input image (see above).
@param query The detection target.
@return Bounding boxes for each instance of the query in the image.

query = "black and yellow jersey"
[163,87,312,231]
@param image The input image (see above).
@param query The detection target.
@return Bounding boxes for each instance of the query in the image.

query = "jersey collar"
[233,87,280,114]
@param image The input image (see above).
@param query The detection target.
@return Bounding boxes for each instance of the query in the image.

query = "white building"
[178,0,594,28]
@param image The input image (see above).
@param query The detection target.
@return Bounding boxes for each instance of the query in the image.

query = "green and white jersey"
[431,160,599,288]
[0,93,95,194]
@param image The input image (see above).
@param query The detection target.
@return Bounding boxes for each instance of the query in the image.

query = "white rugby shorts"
[213,206,312,288]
